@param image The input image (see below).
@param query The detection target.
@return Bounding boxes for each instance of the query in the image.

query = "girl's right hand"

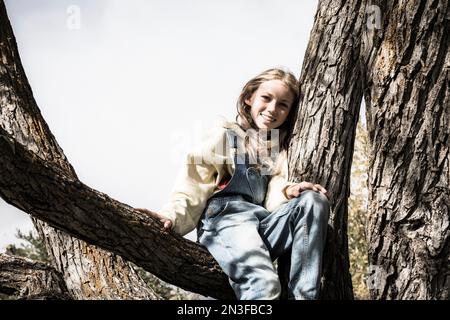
[285,182,329,199]
[135,208,173,231]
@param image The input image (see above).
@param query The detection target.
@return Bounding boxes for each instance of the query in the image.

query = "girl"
[136,68,330,300]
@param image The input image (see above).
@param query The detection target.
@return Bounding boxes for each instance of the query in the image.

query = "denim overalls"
[197,129,330,300]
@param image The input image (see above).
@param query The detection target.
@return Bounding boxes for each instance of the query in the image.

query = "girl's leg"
[198,201,281,300]
[258,190,330,300]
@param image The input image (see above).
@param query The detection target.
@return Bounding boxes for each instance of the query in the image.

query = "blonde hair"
[235,68,300,175]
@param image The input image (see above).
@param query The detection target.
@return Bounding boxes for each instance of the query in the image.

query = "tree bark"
[1,0,167,300]
[361,0,449,299]
[1,0,448,300]
[288,0,366,299]
[0,129,234,299]
[0,253,71,300]
[33,219,161,299]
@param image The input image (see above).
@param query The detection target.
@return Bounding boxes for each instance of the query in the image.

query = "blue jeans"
[198,190,330,300]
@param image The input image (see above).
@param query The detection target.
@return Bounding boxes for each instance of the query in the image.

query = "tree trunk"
[0,131,235,299]
[288,0,366,299]
[33,219,161,299]
[361,0,449,299]
[0,253,71,300]
[2,0,448,300]
[0,0,159,300]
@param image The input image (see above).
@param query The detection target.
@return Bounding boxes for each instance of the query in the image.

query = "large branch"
[0,0,233,299]
[288,0,366,299]
[0,253,71,299]
[0,129,234,299]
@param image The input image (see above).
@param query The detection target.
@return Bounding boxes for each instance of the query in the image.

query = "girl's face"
[245,80,294,130]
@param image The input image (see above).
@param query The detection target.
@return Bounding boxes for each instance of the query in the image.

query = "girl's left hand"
[284,181,329,199]
[135,208,173,231]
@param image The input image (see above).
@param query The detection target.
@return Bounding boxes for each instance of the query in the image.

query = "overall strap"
[225,128,248,165]
[225,128,238,148]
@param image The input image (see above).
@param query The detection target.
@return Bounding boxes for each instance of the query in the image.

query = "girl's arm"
[284,182,328,199]
[156,125,231,236]
[264,151,329,212]
[264,151,296,211]
[135,208,173,231]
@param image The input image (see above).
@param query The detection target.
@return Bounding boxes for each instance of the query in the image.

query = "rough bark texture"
[0,133,234,299]
[1,0,448,300]
[0,253,71,299]
[1,0,176,300]
[361,0,449,299]
[288,0,365,299]
[33,219,161,300]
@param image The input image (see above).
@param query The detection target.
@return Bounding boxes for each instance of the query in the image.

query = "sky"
[0,0,320,249]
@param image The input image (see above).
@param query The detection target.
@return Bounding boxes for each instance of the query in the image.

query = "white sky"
[0,0,319,249]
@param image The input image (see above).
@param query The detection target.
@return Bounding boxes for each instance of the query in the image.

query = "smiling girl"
[137,68,330,300]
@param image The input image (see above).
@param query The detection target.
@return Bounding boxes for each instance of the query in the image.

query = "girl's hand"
[285,181,329,199]
[135,208,173,231]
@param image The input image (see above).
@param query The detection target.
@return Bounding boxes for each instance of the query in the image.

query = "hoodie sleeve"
[158,125,231,236]
[264,151,296,212]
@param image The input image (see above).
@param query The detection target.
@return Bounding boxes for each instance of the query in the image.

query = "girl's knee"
[264,278,282,299]
[292,190,329,209]
[242,276,281,300]
[291,190,330,224]
[302,189,328,204]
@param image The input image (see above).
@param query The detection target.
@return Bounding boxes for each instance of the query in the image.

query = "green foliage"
[5,229,50,263]
[348,121,370,299]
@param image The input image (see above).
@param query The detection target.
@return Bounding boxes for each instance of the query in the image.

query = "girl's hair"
[234,68,300,174]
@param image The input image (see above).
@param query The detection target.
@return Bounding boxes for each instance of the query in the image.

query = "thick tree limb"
[0,0,230,299]
[0,129,234,299]
[0,253,71,300]
[3,0,447,301]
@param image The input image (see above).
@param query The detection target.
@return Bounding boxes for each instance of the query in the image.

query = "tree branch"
[0,253,71,300]
[0,0,233,300]
[0,128,234,299]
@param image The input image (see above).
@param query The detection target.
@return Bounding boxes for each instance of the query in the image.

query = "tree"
[284,0,449,300]
[361,0,449,299]
[1,230,63,299]
[0,0,160,300]
[0,253,71,300]
[0,0,233,300]
[289,0,365,299]
[0,0,448,300]
[1,230,196,300]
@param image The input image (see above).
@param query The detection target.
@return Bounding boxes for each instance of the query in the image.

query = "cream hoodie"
[159,119,295,236]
